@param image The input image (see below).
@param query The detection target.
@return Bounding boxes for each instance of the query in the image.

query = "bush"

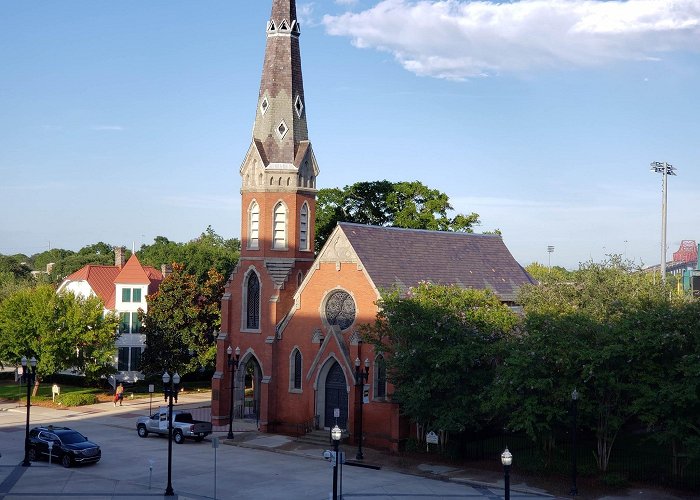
[602,472,628,488]
[56,392,98,407]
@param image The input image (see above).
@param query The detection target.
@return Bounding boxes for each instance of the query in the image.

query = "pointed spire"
[253,0,307,166]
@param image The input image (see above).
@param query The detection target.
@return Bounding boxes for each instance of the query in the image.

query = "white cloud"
[336,0,359,5]
[298,3,318,27]
[323,0,700,79]
[92,125,124,131]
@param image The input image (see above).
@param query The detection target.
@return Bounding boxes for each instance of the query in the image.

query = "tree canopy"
[0,285,119,382]
[140,263,225,376]
[315,180,480,251]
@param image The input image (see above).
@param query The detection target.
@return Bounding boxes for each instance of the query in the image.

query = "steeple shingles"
[254,0,307,166]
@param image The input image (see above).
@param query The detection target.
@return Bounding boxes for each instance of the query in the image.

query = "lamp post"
[501,447,512,500]
[547,245,555,272]
[162,370,180,496]
[21,356,37,467]
[650,161,677,284]
[570,389,579,497]
[331,425,342,500]
[226,345,241,440]
[354,357,369,460]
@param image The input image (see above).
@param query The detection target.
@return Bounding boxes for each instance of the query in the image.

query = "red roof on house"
[60,255,163,309]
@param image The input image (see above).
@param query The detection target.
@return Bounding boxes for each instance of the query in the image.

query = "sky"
[1,0,698,270]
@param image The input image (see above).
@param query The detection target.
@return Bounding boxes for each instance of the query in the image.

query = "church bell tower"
[212,0,319,429]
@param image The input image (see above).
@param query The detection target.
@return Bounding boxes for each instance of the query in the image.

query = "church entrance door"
[324,361,348,428]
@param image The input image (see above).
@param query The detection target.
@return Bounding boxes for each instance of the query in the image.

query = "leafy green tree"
[524,262,573,282]
[496,256,672,471]
[363,283,519,434]
[140,263,225,376]
[0,285,119,382]
[315,180,480,251]
[138,226,240,284]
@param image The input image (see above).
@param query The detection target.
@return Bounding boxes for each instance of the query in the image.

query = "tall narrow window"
[249,201,260,249]
[273,202,287,249]
[131,312,141,333]
[299,203,309,251]
[132,288,142,303]
[119,312,130,334]
[122,288,131,303]
[375,354,387,399]
[130,347,142,371]
[118,347,129,371]
[246,272,260,330]
[293,349,302,390]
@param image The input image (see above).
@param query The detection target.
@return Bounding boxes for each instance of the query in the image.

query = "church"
[210,0,535,452]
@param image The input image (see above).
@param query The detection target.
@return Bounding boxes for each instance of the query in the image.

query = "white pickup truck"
[136,408,212,444]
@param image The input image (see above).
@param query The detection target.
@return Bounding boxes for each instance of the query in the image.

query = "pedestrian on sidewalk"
[114,383,124,406]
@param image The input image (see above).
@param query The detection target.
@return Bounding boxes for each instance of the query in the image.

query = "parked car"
[27,426,101,468]
[136,408,212,443]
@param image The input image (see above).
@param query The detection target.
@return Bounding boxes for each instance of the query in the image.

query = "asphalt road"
[0,398,548,499]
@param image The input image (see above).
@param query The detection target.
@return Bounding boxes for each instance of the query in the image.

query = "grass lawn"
[0,381,106,403]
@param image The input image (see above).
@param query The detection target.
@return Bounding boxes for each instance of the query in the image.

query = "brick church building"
[210,0,535,452]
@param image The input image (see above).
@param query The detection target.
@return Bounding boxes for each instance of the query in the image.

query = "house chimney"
[115,247,126,268]
[161,264,172,277]
[46,262,55,274]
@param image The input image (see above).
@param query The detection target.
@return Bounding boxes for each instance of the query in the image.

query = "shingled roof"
[339,223,536,303]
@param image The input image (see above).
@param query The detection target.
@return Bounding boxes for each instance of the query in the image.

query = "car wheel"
[61,455,72,468]
[27,448,37,462]
[173,431,184,444]
[137,425,149,438]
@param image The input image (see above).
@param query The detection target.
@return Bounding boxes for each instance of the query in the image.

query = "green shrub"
[602,472,628,488]
[57,392,98,407]
[403,437,421,453]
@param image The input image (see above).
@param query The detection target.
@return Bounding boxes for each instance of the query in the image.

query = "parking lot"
[0,395,549,499]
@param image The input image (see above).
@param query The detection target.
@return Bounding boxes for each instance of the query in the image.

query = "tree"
[363,283,519,435]
[138,226,240,284]
[315,180,480,251]
[0,285,119,382]
[140,263,225,376]
[497,256,673,471]
[524,262,573,283]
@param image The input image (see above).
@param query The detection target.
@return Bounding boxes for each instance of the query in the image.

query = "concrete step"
[295,429,350,447]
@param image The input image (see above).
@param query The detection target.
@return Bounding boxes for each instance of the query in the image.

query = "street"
[0,396,548,499]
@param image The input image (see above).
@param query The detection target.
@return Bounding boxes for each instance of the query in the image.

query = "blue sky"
[1,0,698,269]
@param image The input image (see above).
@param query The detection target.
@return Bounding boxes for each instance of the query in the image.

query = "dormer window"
[267,20,276,32]
[291,21,300,34]
[276,120,289,140]
[280,20,289,31]
[294,95,304,118]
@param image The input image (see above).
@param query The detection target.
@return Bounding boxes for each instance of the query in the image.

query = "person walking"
[115,383,124,406]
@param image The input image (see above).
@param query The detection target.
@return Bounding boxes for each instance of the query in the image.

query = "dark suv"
[27,426,101,468]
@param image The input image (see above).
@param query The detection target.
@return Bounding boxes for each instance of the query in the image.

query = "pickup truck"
[136,408,212,444]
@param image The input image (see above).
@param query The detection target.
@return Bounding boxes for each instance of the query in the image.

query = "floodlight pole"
[650,161,676,284]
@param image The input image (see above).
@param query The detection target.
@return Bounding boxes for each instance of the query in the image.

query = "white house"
[57,248,164,382]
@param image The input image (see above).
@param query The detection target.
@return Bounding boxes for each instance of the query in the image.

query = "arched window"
[299,203,309,251]
[248,201,260,249]
[375,354,387,399]
[245,272,260,330]
[273,202,287,249]
[291,349,302,390]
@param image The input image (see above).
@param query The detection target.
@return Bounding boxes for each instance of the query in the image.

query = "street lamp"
[331,425,342,500]
[501,447,512,500]
[650,161,677,284]
[547,245,555,272]
[162,370,181,496]
[226,345,241,440]
[21,356,37,467]
[354,357,370,460]
[570,389,579,497]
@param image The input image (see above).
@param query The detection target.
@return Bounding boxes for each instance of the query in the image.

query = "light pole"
[354,357,369,460]
[162,370,180,496]
[21,356,37,467]
[650,161,677,284]
[547,245,555,272]
[331,424,342,500]
[226,345,241,440]
[501,447,512,500]
[570,389,579,497]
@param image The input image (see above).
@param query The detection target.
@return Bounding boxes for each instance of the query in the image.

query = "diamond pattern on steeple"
[261,96,269,115]
[277,120,289,139]
[294,95,304,117]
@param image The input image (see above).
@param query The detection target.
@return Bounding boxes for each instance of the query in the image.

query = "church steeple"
[249,0,310,172]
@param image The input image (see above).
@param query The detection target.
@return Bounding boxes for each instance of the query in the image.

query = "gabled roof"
[338,223,536,302]
[59,255,163,310]
[62,265,121,308]
[115,255,151,284]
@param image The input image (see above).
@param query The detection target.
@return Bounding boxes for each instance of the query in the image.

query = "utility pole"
[650,162,676,284]
[547,246,554,272]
